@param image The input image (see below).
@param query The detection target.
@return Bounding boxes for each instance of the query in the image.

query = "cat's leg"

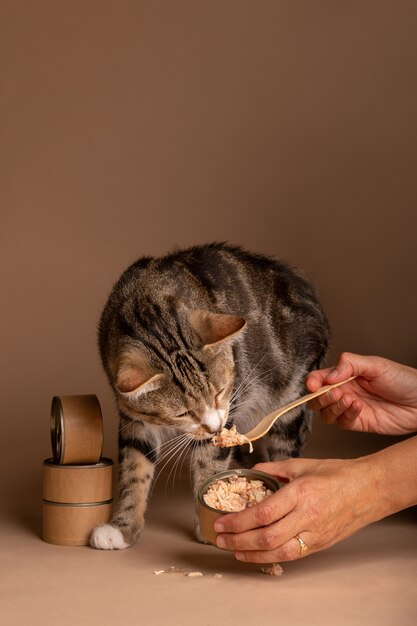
[90,439,154,550]
[191,443,233,543]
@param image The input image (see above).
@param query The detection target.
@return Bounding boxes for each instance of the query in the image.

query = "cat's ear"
[189,309,246,349]
[114,350,163,396]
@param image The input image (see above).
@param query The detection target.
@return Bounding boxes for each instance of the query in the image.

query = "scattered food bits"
[212,425,253,452]
[153,567,187,575]
[154,565,281,579]
[166,566,188,574]
[261,563,284,577]
[153,567,204,577]
[203,475,273,512]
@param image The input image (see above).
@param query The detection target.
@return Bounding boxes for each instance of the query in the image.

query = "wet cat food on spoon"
[211,424,253,452]
[212,377,356,448]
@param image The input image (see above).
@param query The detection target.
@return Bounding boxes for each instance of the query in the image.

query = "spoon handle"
[274,375,357,416]
[246,375,357,441]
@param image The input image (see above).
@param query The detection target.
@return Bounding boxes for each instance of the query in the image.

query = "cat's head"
[108,308,246,440]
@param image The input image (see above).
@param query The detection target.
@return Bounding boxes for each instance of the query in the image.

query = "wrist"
[357,436,417,519]
[352,455,391,524]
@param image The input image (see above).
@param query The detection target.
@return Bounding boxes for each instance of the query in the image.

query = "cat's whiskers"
[152,434,192,490]
[153,433,189,465]
[229,354,268,405]
[228,367,278,423]
[117,416,183,450]
[140,432,187,461]
[165,436,193,494]
[172,437,193,489]
[149,439,189,499]
[189,439,198,486]
[148,433,186,457]
[231,365,278,406]
[118,418,138,436]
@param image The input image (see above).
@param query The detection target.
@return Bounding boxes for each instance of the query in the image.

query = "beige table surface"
[1,465,416,626]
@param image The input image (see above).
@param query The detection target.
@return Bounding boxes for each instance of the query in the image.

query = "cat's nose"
[199,408,225,434]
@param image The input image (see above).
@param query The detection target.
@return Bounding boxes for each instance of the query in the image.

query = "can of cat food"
[197,469,280,546]
[42,501,113,546]
[42,458,113,503]
[42,458,113,546]
[51,395,103,465]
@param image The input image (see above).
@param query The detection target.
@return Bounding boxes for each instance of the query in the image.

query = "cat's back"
[99,243,329,374]
[103,242,318,316]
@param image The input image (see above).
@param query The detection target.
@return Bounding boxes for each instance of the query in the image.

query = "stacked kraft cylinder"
[42,395,113,546]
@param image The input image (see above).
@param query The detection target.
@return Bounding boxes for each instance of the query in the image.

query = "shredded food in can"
[203,475,273,512]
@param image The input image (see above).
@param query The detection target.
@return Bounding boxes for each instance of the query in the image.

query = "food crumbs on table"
[153,567,204,577]
[260,563,284,577]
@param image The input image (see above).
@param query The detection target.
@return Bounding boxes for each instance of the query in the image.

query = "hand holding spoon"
[213,377,356,448]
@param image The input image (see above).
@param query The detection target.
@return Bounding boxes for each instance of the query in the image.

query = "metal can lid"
[50,396,64,463]
[43,457,113,469]
[43,499,112,507]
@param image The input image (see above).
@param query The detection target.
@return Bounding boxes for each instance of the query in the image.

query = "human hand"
[214,456,386,563]
[306,352,417,435]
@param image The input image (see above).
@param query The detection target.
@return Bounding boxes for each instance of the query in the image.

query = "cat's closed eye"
[215,387,227,400]
[177,411,197,417]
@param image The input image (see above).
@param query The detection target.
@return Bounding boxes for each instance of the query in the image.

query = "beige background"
[1,2,416,625]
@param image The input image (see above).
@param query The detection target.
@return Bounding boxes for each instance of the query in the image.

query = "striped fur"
[90,243,329,549]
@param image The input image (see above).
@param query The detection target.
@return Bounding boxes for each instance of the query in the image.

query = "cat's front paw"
[90,524,131,550]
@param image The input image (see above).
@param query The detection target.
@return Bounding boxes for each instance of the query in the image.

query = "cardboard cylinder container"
[42,458,113,546]
[197,469,280,546]
[51,395,103,465]
[42,501,113,546]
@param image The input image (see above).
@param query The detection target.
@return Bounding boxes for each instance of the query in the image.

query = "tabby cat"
[90,243,329,549]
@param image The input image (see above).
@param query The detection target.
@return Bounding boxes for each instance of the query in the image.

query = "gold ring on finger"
[294,533,308,555]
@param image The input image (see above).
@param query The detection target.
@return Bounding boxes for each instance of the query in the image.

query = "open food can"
[197,468,280,546]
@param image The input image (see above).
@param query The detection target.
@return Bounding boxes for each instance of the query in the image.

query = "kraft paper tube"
[42,458,113,546]
[42,501,112,546]
[51,395,103,464]
[43,458,113,503]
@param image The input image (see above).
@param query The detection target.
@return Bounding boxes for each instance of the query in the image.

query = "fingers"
[307,386,363,425]
[320,395,362,424]
[252,459,313,482]
[216,508,314,562]
[335,399,363,429]
[213,487,295,535]
[305,368,334,392]
[306,359,360,389]
[234,532,313,563]
[216,511,301,553]
[307,387,343,411]
[306,352,385,393]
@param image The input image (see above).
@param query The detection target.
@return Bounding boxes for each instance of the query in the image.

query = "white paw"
[90,524,130,550]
